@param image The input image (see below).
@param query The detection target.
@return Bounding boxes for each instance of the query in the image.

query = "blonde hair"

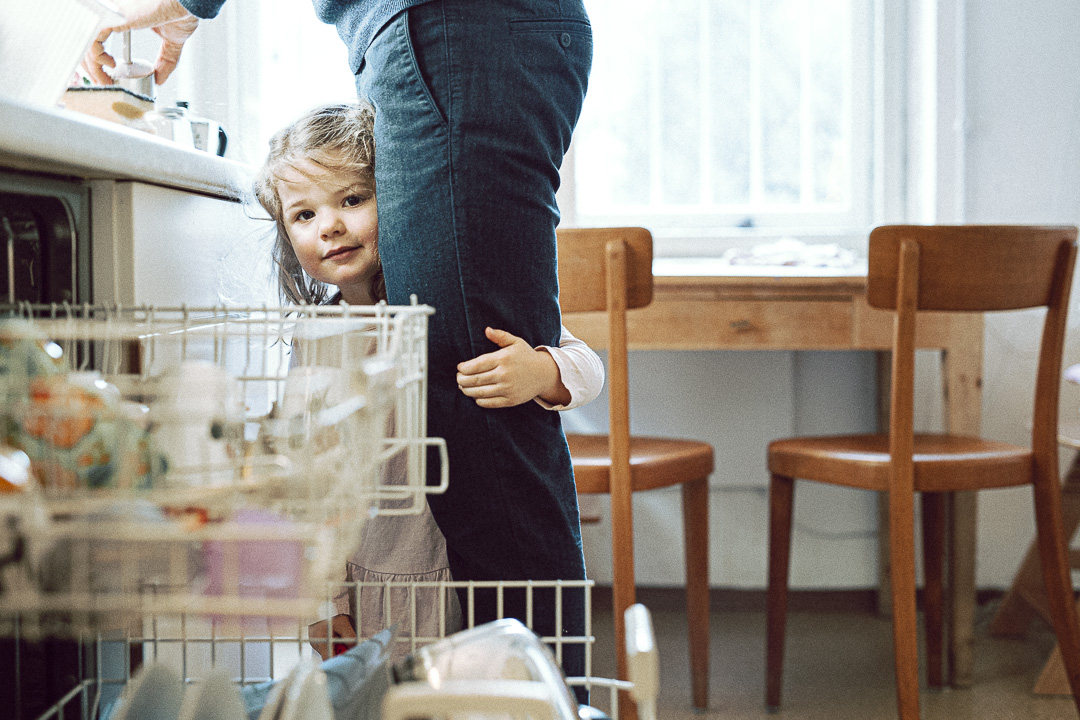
[254,102,385,305]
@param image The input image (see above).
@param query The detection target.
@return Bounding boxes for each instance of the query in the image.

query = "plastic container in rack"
[0,303,443,638]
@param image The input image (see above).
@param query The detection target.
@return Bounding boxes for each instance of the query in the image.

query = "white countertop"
[0,96,252,199]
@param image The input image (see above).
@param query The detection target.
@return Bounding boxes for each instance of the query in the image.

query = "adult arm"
[80,0,219,86]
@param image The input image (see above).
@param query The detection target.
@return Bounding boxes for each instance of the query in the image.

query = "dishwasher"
[0,302,656,720]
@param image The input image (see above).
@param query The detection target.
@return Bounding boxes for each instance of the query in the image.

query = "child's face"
[277,158,379,304]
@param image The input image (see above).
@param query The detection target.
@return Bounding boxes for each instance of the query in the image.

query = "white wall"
[573,0,1080,591]
[963,0,1080,589]
[570,348,881,590]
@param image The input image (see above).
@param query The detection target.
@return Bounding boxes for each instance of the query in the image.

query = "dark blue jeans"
[356,0,592,685]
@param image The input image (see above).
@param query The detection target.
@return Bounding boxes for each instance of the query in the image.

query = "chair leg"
[889,487,921,720]
[610,487,637,720]
[1032,476,1080,715]
[681,476,710,711]
[920,492,945,689]
[765,473,795,711]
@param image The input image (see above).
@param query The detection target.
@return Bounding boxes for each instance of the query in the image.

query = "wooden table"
[561,262,985,687]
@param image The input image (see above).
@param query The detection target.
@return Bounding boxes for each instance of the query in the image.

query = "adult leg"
[357,0,593,683]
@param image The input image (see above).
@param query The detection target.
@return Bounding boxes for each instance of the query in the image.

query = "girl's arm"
[534,325,604,411]
[456,325,604,410]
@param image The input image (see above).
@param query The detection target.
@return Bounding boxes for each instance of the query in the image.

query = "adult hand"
[81,0,200,86]
[457,327,567,408]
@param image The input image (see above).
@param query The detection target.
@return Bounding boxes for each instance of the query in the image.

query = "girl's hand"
[308,613,357,660]
[457,327,571,408]
[81,0,199,86]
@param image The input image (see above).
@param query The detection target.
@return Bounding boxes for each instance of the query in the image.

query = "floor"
[585,592,1079,720]
[10,590,1078,719]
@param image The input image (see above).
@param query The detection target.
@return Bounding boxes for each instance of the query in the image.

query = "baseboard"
[589,586,1006,614]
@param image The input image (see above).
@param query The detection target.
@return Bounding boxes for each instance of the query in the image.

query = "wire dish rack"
[9,579,658,720]
[0,303,446,637]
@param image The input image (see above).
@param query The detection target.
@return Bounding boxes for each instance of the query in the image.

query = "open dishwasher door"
[382,604,659,720]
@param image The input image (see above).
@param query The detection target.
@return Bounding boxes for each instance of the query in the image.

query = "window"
[567,0,877,253]
[249,0,357,161]
[231,0,358,167]
[153,0,883,255]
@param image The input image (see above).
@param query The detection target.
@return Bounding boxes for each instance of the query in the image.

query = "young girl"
[253,103,603,658]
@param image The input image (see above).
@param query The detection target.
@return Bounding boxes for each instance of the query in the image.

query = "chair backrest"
[867,225,1078,486]
[868,225,1077,312]
[557,227,654,314]
[556,227,654,474]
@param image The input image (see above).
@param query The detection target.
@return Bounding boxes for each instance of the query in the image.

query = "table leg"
[946,491,977,687]
[990,454,1080,637]
[991,450,1080,694]
[876,352,893,616]
[941,315,984,687]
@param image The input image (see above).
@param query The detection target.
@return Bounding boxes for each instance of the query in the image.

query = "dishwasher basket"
[9,579,658,720]
[0,303,446,638]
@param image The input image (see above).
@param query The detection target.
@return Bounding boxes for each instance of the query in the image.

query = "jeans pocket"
[508,18,592,37]
[403,7,450,126]
[362,9,449,127]
[507,18,592,74]
[509,17,592,57]
[506,18,592,123]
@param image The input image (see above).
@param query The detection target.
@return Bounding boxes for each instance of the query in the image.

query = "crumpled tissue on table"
[720,238,859,268]
[1065,364,1080,385]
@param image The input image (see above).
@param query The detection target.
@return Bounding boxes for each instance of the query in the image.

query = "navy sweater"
[179,0,431,73]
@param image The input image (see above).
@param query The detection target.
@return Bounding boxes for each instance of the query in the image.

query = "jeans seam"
[433,4,523,560]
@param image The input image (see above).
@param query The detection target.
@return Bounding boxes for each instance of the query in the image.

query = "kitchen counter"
[1,96,271,308]
[0,96,252,199]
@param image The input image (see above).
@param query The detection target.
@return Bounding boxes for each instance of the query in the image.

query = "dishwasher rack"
[12,578,657,720]
[0,303,446,637]
[1,305,657,720]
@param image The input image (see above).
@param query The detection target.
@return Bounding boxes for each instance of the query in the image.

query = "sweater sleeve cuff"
[532,344,577,411]
[178,0,226,19]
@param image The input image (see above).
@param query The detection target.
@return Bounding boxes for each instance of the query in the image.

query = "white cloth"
[336,325,604,654]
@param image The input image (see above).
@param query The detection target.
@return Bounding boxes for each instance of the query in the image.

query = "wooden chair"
[557,227,714,717]
[764,225,1080,720]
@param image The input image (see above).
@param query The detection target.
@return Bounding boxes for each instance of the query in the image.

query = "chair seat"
[567,433,715,494]
[768,433,1033,492]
